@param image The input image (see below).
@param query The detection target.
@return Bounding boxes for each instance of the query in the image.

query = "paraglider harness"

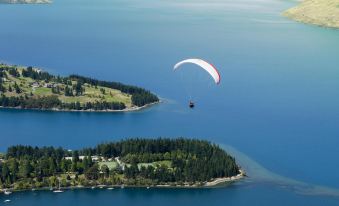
[189,101,195,108]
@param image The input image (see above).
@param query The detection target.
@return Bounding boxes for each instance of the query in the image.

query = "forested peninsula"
[0,138,244,193]
[0,64,159,111]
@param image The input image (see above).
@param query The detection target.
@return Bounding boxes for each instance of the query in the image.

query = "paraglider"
[189,100,195,108]
[173,58,220,108]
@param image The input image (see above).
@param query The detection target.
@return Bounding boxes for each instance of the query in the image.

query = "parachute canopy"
[173,59,220,84]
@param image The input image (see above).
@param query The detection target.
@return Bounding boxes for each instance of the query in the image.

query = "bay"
[1,0,339,204]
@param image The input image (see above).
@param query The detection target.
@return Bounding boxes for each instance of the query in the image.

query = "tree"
[85,164,99,180]
[75,102,81,110]
[101,164,110,178]
[0,83,6,93]
[74,81,84,96]
[124,162,139,179]
[14,82,21,94]
[1,138,240,187]
[19,160,32,178]
[7,158,19,181]
[1,163,10,182]
[48,158,57,175]
[52,86,60,94]
[8,68,20,77]
[83,156,93,171]
[64,86,73,96]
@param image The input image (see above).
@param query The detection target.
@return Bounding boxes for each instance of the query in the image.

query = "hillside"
[284,0,339,29]
[0,64,159,111]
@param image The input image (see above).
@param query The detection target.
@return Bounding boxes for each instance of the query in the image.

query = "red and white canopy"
[173,58,220,84]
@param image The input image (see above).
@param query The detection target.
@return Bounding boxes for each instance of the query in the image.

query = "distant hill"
[284,0,339,29]
[0,0,51,3]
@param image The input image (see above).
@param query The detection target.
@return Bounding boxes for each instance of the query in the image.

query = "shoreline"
[283,0,339,29]
[0,169,245,195]
[204,169,245,187]
[0,100,160,113]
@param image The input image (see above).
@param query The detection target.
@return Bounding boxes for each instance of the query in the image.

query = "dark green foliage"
[1,138,239,189]
[131,92,159,107]
[0,95,126,110]
[84,164,99,180]
[94,138,240,182]
[64,86,73,96]
[14,82,21,94]
[0,69,7,78]
[74,81,84,96]
[0,95,61,109]
[22,66,53,81]
[8,68,20,77]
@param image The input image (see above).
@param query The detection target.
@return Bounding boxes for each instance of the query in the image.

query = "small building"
[64,155,101,162]
[91,156,100,162]
[44,83,53,88]
[31,82,40,88]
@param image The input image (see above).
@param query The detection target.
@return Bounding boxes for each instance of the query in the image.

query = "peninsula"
[284,0,339,29]
[0,64,159,111]
[0,138,243,193]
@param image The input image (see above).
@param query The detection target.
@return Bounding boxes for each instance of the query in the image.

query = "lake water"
[1,0,339,205]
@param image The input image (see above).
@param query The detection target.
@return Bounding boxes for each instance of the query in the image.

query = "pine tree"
[64,86,72,96]
[14,82,21,94]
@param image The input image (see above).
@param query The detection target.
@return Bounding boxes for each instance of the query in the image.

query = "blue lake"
[1,0,339,205]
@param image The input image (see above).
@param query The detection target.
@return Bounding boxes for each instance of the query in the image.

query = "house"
[44,83,53,88]
[31,82,40,88]
[64,155,101,162]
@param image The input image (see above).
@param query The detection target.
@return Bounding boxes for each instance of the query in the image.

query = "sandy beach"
[204,169,245,187]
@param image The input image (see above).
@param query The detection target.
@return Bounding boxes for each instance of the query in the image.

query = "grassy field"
[133,160,172,169]
[99,160,172,170]
[284,0,339,29]
[98,161,119,170]
[0,66,133,108]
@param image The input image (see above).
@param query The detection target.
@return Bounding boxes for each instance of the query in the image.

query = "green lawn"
[135,160,172,169]
[99,161,119,170]
[1,67,133,107]
[34,87,52,95]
